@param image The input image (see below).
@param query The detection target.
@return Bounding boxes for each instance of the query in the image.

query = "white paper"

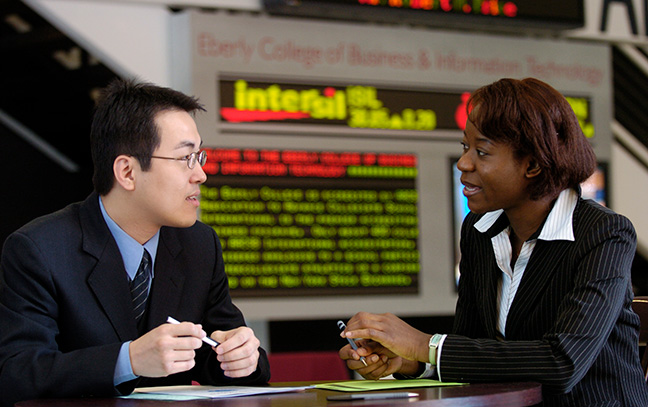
[126,385,313,400]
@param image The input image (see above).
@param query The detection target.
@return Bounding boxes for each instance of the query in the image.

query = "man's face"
[134,109,207,230]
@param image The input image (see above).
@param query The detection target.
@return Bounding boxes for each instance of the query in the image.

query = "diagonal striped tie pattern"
[131,249,151,321]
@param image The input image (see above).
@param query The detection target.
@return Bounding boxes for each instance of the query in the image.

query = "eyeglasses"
[150,150,207,169]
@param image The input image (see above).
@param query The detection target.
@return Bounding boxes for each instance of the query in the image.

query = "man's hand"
[211,326,260,378]
[129,322,205,377]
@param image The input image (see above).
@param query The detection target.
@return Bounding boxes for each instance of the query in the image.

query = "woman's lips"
[461,181,481,197]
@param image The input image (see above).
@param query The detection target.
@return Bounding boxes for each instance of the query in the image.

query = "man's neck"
[101,191,158,244]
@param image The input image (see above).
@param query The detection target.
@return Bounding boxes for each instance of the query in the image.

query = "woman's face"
[457,120,534,215]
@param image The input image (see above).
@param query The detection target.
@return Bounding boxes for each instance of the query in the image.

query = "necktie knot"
[131,249,151,321]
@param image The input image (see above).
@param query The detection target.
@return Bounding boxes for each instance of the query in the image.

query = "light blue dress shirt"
[98,197,160,386]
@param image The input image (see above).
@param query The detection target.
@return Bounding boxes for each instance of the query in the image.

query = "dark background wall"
[0,0,114,251]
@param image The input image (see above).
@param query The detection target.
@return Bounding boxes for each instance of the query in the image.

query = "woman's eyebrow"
[475,136,493,145]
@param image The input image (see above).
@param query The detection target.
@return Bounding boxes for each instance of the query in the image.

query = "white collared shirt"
[473,188,578,337]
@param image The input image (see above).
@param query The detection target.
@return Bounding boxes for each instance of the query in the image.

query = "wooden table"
[16,382,542,407]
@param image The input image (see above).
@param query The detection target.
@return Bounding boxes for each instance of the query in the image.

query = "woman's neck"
[505,194,556,244]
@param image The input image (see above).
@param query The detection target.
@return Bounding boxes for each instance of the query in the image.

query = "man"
[0,79,270,407]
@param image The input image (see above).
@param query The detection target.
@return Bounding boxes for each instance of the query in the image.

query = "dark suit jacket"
[0,193,270,407]
[441,197,648,406]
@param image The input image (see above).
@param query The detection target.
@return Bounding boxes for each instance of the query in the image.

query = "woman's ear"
[113,155,137,191]
[526,160,542,179]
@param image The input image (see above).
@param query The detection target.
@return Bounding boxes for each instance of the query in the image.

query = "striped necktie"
[131,249,151,321]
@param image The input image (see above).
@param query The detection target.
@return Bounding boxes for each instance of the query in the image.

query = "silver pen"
[337,320,367,366]
[328,392,419,401]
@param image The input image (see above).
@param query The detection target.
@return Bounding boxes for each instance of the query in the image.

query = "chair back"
[631,296,648,381]
[267,351,350,383]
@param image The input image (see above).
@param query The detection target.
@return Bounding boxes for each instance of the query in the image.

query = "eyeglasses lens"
[188,151,207,169]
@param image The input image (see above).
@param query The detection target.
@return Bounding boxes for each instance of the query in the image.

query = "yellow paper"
[315,379,466,392]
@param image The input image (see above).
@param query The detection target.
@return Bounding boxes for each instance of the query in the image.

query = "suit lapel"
[505,239,571,338]
[87,249,139,341]
[480,252,501,339]
[145,228,186,331]
[477,214,509,339]
[80,193,138,341]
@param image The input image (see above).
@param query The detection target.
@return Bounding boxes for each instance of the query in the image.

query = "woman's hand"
[338,312,432,379]
[338,339,420,379]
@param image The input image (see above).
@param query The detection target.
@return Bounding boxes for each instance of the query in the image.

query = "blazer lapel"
[505,239,571,338]
[480,254,501,339]
[478,214,509,339]
[87,249,139,341]
[145,228,186,331]
[80,193,139,341]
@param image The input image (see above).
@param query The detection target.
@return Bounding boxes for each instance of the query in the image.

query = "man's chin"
[169,218,198,229]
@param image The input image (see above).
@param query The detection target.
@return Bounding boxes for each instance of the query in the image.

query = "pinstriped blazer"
[441,196,648,406]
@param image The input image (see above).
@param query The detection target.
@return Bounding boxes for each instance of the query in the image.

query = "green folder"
[315,379,466,392]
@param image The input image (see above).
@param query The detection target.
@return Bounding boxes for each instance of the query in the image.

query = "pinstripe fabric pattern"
[130,249,151,321]
[443,196,648,406]
[482,189,577,338]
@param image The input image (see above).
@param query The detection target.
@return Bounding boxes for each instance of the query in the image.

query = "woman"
[339,78,648,406]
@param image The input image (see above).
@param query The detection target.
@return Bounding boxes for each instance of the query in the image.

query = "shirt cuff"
[114,341,138,386]
[417,333,448,379]
[434,334,448,381]
[389,334,449,380]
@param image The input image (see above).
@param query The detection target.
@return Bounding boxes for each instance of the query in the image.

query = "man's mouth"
[187,193,200,206]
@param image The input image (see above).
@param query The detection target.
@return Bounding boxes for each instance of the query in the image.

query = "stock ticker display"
[264,0,584,31]
[199,147,419,297]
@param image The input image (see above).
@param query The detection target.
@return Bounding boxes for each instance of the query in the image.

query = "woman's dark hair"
[467,77,597,200]
[90,78,205,195]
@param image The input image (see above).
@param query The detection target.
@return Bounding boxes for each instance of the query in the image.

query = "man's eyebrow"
[174,140,202,150]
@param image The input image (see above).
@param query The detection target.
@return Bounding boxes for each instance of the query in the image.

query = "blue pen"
[337,320,367,366]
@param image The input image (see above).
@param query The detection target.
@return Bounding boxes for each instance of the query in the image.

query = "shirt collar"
[474,188,577,242]
[99,196,160,280]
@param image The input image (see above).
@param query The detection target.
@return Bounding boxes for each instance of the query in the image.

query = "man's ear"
[113,155,138,191]
[526,160,542,179]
